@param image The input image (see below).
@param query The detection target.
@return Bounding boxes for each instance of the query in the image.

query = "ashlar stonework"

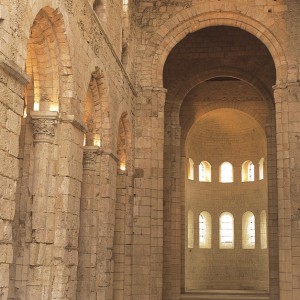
[0,0,300,299]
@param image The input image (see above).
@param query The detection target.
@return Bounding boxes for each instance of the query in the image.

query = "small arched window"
[220,162,233,183]
[242,211,255,249]
[259,158,264,180]
[199,161,211,182]
[199,212,212,248]
[188,210,194,249]
[219,212,234,249]
[242,160,254,182]
[123,0,128,11]
[260,210,267,249]
[188,158,194,180]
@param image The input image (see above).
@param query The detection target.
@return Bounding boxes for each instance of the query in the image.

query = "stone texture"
[0,0,299,300]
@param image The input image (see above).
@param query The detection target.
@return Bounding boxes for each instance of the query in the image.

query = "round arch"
[165,67,274,124]
[140,6,288,88]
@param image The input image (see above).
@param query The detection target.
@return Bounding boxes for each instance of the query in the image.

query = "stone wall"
[0,0,300,300]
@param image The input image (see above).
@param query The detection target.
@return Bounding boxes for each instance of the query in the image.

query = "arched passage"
[162,25,278,300]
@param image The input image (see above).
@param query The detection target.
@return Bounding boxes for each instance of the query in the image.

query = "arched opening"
[112,112,133,300]
[11,6,73,299]
[220,162,234,183]
[199,161,211,182]
[199,211,211,249]
[242,160,255,182]
[242,211,256,249]
[187,158,194,180]
[219,212,234,249]
[163,25,276,299]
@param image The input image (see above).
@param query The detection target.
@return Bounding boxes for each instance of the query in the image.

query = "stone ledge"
[0,60,30,85]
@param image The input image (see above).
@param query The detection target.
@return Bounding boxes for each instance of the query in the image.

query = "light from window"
[242,160,254,182]
[259,158,264,180]
[123,0,128,11]
[219,212,234,249]
[188,158,194,180]
[199,212,211,248]
[260,210,267,249]
[220,162,233,183]
[242,211,255,249]
[188,210,194,249]
[199,161,211,182]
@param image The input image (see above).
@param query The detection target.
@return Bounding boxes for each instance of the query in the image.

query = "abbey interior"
[0,0,300,300]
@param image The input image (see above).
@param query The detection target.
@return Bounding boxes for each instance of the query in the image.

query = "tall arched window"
[242,211,255,249]
[188,210,194,249]
[220,162,233,183]
[219,212,234,249]
[199,161,211,182]
[188,158,194,180]
[242,160,254,182]
[260,210,267,249]
[259,158,264,180]
[199,212,212,248]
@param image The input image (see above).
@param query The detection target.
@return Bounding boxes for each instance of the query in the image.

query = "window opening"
[242,160,254,182]
[188,158,194,180]
[199,161,211,182]
[199,212,211,248]
[220,212,234,249]
[220,162,233,183]
[242,211,255,249]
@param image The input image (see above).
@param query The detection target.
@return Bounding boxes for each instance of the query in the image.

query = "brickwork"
[0,0,300,300]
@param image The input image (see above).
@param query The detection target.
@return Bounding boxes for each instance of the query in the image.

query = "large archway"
[163,25,278,300]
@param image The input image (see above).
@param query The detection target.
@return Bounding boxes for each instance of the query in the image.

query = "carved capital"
[83,146,102,170]
[30,111,58,143]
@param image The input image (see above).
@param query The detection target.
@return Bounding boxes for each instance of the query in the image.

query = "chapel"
[0,1,300,300]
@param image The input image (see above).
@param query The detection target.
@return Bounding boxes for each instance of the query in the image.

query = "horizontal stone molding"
[60,114,87,132]
[0,59,30,85]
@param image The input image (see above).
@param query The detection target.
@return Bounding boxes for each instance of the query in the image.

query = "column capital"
[83,146,102,170]
[30,111,58,143]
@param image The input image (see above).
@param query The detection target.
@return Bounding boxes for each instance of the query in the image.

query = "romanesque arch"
[11,6,74,299]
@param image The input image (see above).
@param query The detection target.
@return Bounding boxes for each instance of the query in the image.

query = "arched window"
[219,212,234,249]
[260,210,267,249]
[188,158,194,180]
[199,212,212,248]
[259,158,264,180]
[123,0,128,11]
[242,160,254,182]
[242,211,255,249]
[188,210,194,248]
[220,162,233,183]
[199,161,211,182]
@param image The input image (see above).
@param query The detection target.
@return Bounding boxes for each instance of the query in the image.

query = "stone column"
[95,151,118,300]
[163,123,182,300]
[265,122,279,300]
[132,87,166,300]
[274,82,300,300]
[77,146,102,300]
[26,111,58,299]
